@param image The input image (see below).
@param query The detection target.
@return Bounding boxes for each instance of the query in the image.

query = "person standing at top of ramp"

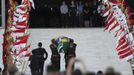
[60,1,69,28]
[29,42,48,75]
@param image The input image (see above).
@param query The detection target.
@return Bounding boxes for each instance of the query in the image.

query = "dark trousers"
[30,61,44,75]
[78,14,84,27]
[39,61,44,75]
[70,15,77,27]
[61,14,68,27]
[31,69,38,75]
[51,55,60,71]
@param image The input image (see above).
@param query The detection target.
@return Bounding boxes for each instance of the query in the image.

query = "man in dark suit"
[64,39,77,69]
[29,42,48,75]
[50,39,60,71]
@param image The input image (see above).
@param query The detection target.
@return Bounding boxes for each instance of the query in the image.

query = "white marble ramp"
[0,28,133,75]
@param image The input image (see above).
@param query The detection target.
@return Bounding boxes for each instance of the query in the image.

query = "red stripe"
[3,38,10,45]
[116,39,126,48]
[16,20,27,26]
[25,52,31,57]
[19,6,27,12]
[106,17,115,26]
[117,42,129,50]
[126,7,132,14]
[13,37,28,45]
[114,28,124,37]
[15,44,31,56]
[102,9,109,17]
[104,18,116,31]
[109,0,121,4]
[119,33,127,41]
[119,51,133,59]
[16,34,29,40]
[126,13,132,19]
[114,27,122,37]
[118,46,131,55]
[109,22,119,32]
[128,18,134,25]
[104,18,115,31]
[105,16,114,25]
[105,12,114,23]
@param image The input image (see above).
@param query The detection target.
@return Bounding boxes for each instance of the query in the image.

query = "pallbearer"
[64,38,77,69]
[50,39,61,71]
[50,36,77,70]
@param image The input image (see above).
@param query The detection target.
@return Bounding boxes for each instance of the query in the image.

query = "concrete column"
[2,0,5,28]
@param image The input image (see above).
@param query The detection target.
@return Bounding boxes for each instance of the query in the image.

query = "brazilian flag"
[56,37,70,53]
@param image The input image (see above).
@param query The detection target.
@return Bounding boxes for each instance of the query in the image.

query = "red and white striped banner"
[100,0,134,61]
[10,0,34,70]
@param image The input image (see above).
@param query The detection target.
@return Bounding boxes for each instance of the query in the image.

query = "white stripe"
[16,5,27,14]
[119,48,132,56]
[118,49,131,56]
[117,31,126,41]
[117,42,128,50]
[112,24,120,32]
[105,12,113,22]
[105,16,114,24]
[117,44,130,51]
[102,10,110,17]
[128,33,134,43]
[107,21,117,31]
[115,28,125,37]
[29,0,35,9]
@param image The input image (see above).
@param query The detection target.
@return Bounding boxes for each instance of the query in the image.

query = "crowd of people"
[1,0,134,28]
[46,58,123,75]
[29,0,104,28]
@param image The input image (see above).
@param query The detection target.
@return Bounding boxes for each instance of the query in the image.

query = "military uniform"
[50,44,60,71]
[65,43,77,69]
